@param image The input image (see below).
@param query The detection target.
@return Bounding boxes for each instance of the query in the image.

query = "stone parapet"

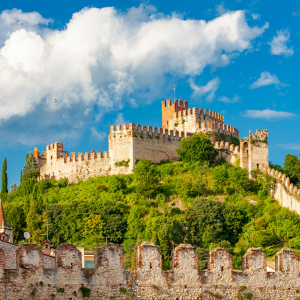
[0,242,300,299]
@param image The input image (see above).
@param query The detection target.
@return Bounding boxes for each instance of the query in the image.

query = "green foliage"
[80,286,91,298]
[1,157,8,194]
[23,152,39,179]
[10,183,17,193]
[238,286,245,292]
[51,294,55,300]
[176,133,218,165]
[133,160,161,198]
[39,281,43,287]
[244,293,253,299]
[115,160,130,167]
[57,287,64,293]
[120,287,127,294]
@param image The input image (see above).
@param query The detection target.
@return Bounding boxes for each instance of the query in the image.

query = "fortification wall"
[1,242,300,299]
[165,106,238,139]
[37,142,111,183]
[259,165,300,215]
[214,141,240,165]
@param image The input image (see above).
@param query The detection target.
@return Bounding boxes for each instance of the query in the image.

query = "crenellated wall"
[259,164,300,215]
[163,102,239,139]
[1,241,300,299]
[35,100,269,184]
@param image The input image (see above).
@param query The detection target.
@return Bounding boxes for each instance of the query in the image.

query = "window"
[84,260,94,268]
[149,262,152,269]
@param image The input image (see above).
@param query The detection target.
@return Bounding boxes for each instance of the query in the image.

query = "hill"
[2,157,300,270]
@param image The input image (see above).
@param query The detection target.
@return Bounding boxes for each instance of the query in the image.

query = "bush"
[176,133,218,165]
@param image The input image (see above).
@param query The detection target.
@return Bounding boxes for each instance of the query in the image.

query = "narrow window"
[221,266,224,272]
[149,262,152,269]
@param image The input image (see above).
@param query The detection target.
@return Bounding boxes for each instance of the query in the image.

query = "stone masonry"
[0,241,300,299]
[34,100,269,183]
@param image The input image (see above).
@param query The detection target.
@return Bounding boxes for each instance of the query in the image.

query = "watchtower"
[162,99,188,129]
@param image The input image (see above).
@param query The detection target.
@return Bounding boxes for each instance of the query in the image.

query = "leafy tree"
[283,154,300,185]
[1,157,8,194]
[176,133,218,165]
[133,160,161,198]
[227,167,251,192]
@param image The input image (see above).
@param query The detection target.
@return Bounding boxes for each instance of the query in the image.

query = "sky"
[0,0,299,188]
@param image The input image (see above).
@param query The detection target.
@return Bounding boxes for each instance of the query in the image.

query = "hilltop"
[2,154,300,270]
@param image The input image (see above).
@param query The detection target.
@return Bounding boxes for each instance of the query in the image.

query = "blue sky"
[0,0,299,188]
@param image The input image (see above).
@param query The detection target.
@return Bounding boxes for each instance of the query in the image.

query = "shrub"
[120,287,127,294]
[80,286,91,298]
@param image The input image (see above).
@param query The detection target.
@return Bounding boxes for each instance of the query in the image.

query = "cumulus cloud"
[190,78,220,101]
[219,94,240,104]
[249,72,287,89]
[242,109,296,120]
[269,29,294,57]
[0,5,268,144]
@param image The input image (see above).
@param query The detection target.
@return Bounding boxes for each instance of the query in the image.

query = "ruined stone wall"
[0,240,55,269]
[1,242,300,299]
[259,165,300,215]
[162,99,188,129]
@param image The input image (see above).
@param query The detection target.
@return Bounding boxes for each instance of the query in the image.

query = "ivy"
[115,160,130,168]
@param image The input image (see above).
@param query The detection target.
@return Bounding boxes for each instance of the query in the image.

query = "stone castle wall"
[259,165,300,214]
[0,241,300,299]
[35,100,269,184]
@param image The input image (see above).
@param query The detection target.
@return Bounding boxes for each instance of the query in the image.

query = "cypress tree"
[1,158,8,194]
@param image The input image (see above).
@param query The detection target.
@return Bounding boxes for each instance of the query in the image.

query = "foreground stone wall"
[1,241,300,299]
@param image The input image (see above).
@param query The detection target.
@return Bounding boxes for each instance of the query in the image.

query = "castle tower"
[240,130,269,173]
[0,199,13,243]
[162,99,188,129]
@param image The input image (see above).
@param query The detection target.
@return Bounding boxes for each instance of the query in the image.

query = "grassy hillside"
[2,159,300,270]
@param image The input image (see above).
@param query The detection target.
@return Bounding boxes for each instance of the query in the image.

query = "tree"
[1,158,8,194]
[133,160,161,198]
[22,152,40,181]
[283,154,300,185]
[10,183,17,193]
[176,133,218,165]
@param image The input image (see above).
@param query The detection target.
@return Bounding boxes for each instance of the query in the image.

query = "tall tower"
[162,99,188,129]
[0,199,13,243]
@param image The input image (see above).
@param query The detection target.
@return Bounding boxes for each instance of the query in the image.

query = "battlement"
[250,129,268,143]
[259,165,300,198]
[162,99,188,109]
[110,123,186,139]
[172,107,224,123]
[0,242,300,299]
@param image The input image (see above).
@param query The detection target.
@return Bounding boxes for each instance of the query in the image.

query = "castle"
[0,241,299,299]
[34,100,269,183]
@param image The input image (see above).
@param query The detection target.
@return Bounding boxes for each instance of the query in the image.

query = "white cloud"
[90,127,107,141]
[269,29,294,57]
[114,113,126,125]
[0,5,268,144]
[189,78,220,101]
[278,144,300,150]
[292,12,300,17]
[249,71,287,89]
[251,13,260,20]
[219,94,240,104]
[242,109,296,120]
